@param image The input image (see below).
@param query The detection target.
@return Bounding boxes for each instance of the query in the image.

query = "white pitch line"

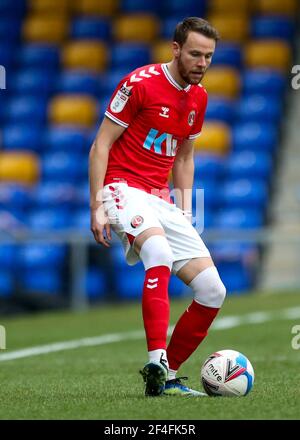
[0,306,300,363]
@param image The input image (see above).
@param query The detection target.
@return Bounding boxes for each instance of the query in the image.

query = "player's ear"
[172,42,181,59]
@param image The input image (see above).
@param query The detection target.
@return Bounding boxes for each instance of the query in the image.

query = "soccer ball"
[201,349,254,397]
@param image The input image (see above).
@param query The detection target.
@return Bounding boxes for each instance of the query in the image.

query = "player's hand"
[90,205,112,247]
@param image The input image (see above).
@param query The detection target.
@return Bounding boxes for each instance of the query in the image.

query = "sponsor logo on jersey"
[143,128,178,157]
[188,110,196,126]
[130,215,144,228]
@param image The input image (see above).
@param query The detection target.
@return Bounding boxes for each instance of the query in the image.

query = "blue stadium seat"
[71,17,111,40]
[31,182,78,208]
[219,179,268,209]
[242,69,286,97]
[205,97,237,124]
[192,179,219,209]
[9,69,55,97]
[213,208,264,229]
[100,68,134,97]
[27,208,71,230]
[18,243,67,269]
[110,43,151,71]
[216,261,252,293]
[85,267,107,300]
[2,123,43,152]
[4,96,47,125]
[76,183,89,208]
[115,265,145,299]
[16,44,60,70]
[0,43,15,67]
[236,95,282,123]
[169,275,187,297]
[225,151,272,180]
[194,154,225,180]
[121,0,161,13]
[212,43,243,69]
[161,0,206,17]
[0,18,21,43]
[251,16,295,40]
[72,209,90,230]
[21,269,63,295]
[55,70,100,96]
[44,126,89,153]
[0,270,13,297]
[0,184,32,210]
[232,122,278,152]
[0,0,26,18]
[41,152,88,182]
[0,244,15,269]
[0,209,25,230]
[161,16,183,39]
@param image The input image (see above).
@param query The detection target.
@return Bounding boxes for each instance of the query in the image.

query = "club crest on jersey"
[110,82,132,113]
[188,110,196,126]
[130,215,144,228]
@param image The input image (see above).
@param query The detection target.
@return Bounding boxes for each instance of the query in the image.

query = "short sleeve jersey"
[104,63,208,197]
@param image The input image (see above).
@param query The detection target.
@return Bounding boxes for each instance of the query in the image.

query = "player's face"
[175,31,216,85]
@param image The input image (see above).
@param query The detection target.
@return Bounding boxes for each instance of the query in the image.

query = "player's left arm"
[172,138,194,217]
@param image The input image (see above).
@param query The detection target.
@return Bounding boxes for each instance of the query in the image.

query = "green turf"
[0,291,300,420]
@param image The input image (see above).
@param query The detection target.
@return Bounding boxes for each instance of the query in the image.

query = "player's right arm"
[89,117,126,247]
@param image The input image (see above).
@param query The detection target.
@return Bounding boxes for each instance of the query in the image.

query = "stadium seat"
[43,126,89,152]
[99,68,132,98]
[232,122,278,152]
[0,244,16,269]
[20,269,63,295]
[253,0,298,15]
[22,15,69,44]
[113,14,159,43]
[0,270,13,297]
[0,184,32,211]
[216,261,253,293]
[16,44,60,69]
[219,179,268,209]
[251,16,295,40]
[4,96,47,125]
[213,208,264,229]
[18,243,67,269]
[0,152,39,185]
[55,70,100,96]
[76,183,89,208]
[72,0,119,16]
[9,69,55,97]
[85,267,107,300]
[236,95,282,124]
[111,43,151,70]
[62,41,108,72]
[72,209,90,230]
[212,43,243,69]
[41,152,87,182]
[0,43,14,68]
[115,266,145,299]
[194,122,231,155]
[225,151,272,180]
[161,17,182,40]
[2,124,43,152]
[245,40,291,71]
[32,182,78,208]
[194,154,225,180]
[209,0,250,14]
[121,0,160,14]
[201,67,241,99]
[27,208,71,230]
[27,0,71,15]
[161,0,206,17]
[0,18,21,43]
[242,69,286,97]
[48,95,98,127]
[71,17,111,41]
[152,40,173,64]
[205,97,237,124]
[208,14,249,43]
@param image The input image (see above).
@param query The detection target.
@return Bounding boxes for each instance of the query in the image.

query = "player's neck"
[165,61,189,89]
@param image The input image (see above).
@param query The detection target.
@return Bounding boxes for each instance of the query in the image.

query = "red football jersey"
[104,63,208,199]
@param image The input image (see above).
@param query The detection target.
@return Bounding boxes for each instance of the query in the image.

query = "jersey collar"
[161,63,191,92]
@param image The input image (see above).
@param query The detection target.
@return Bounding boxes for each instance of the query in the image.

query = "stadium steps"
[259,29,300,290]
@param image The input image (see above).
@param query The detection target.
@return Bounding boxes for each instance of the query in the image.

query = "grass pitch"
[0,291,300,420]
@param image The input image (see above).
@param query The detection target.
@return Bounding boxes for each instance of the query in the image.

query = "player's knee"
[139,235,174,271]
[190,266,226,308]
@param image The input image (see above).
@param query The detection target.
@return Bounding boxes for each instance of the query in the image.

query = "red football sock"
[142,266,171,351]
[167,300,219,371]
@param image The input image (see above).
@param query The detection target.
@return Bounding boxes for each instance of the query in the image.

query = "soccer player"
[89,17,226,397]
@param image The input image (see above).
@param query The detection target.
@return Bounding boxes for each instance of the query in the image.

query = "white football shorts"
[102,183,210,273]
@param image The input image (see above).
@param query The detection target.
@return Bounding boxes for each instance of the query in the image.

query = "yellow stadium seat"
[152,41,173,64]
[201,67,241,99]
[254,0,298,15]
[23,15,69,44]
[48,95,98,127]
[72,0,119,16]
[208,14,249,43]
[209,0,251,14]
[0,152,39,185]
[62,41,108,72]
[194,122,231,155]
[114,14,159,43]
[245,40,291,71]
[28,0,71,15]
